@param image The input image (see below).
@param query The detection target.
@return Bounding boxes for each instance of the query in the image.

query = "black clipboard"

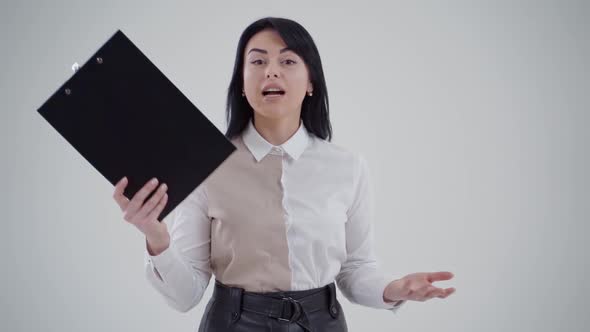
[37,29,236,220]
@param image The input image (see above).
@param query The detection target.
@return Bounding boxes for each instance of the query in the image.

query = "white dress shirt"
[144,118,406,314]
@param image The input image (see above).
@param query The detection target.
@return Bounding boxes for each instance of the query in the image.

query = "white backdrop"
[1,0,588,331]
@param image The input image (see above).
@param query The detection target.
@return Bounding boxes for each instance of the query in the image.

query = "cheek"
[289,68,310,91]
[287,77,309,97]
[243,69,263,94]
[243,68,253,81]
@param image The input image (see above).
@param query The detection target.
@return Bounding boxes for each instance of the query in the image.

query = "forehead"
[245,29,288,54]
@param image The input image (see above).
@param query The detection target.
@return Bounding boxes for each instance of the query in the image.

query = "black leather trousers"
[198,280,348,332]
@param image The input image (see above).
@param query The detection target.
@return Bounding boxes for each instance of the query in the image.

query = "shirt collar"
[242,118,310,162]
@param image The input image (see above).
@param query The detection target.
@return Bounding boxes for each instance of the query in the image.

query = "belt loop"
[327,283,339,318]
[229,286,244,324]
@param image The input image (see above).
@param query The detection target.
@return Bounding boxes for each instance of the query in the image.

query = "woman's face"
[243,28,313,121]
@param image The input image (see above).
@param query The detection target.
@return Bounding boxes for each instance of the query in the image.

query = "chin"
[255,107,291,120]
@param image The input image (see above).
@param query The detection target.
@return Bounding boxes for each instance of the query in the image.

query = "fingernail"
[151,178,158,184]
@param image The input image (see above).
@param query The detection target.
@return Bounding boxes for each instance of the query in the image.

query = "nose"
[265,62,280,78]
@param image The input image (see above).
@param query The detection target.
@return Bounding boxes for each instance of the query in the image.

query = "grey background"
[1,0,588,331]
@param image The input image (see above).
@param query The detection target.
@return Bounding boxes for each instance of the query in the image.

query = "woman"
[113,17,455,331]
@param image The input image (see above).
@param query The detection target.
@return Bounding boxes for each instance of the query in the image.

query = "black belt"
[213,280,340,332]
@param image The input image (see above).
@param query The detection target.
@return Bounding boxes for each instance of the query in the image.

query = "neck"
[252,113,300,146]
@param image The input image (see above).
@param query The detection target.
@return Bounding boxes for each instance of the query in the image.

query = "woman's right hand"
[113,176,169,241]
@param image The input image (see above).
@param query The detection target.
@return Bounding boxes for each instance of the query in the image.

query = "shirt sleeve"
[143,183,212,313]
[335,153,406,314]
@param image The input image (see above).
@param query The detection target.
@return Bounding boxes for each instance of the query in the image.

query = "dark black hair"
[225,17,332,141]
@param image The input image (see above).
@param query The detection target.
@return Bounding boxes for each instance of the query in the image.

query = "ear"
[308,82,313,93]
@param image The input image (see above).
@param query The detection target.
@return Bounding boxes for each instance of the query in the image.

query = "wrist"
[146,231,170,256]
[383,279,404,303]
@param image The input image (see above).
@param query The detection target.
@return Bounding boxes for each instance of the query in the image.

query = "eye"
[250,59,264,65]
[283,59,296,65]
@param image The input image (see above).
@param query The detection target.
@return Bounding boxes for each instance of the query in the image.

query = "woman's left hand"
[383,271,456,303]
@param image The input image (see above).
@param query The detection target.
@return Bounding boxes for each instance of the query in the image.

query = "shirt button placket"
[278,150,291,228]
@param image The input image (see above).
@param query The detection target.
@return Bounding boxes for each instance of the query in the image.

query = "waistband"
[212,279,340,331]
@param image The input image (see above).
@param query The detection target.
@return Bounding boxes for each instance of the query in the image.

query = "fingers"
[400,273,456,302]
[135,182,168,220]
[125,178,159,218]
[424,286,445,299]
[145,192,168,222]
[426,286,456,300]
[113,176,130,211]
[427,271,454,283]
[442,287,456,298]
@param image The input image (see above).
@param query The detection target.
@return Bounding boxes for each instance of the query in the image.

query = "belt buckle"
[277,296,302,323]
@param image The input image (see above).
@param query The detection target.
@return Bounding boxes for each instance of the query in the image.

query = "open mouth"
[262,89,286,96]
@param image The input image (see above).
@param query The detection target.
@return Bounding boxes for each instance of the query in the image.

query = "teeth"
[264,88,283,92]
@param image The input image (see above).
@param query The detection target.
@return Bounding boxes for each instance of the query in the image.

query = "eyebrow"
[247,47,293,55]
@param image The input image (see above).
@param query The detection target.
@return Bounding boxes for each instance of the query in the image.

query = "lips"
[262,89,285,96]
[261,83,286,96]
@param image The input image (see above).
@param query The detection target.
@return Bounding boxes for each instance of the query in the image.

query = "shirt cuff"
[385,299,406,312]
[144,239,180,281]
[378,276,406,314]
